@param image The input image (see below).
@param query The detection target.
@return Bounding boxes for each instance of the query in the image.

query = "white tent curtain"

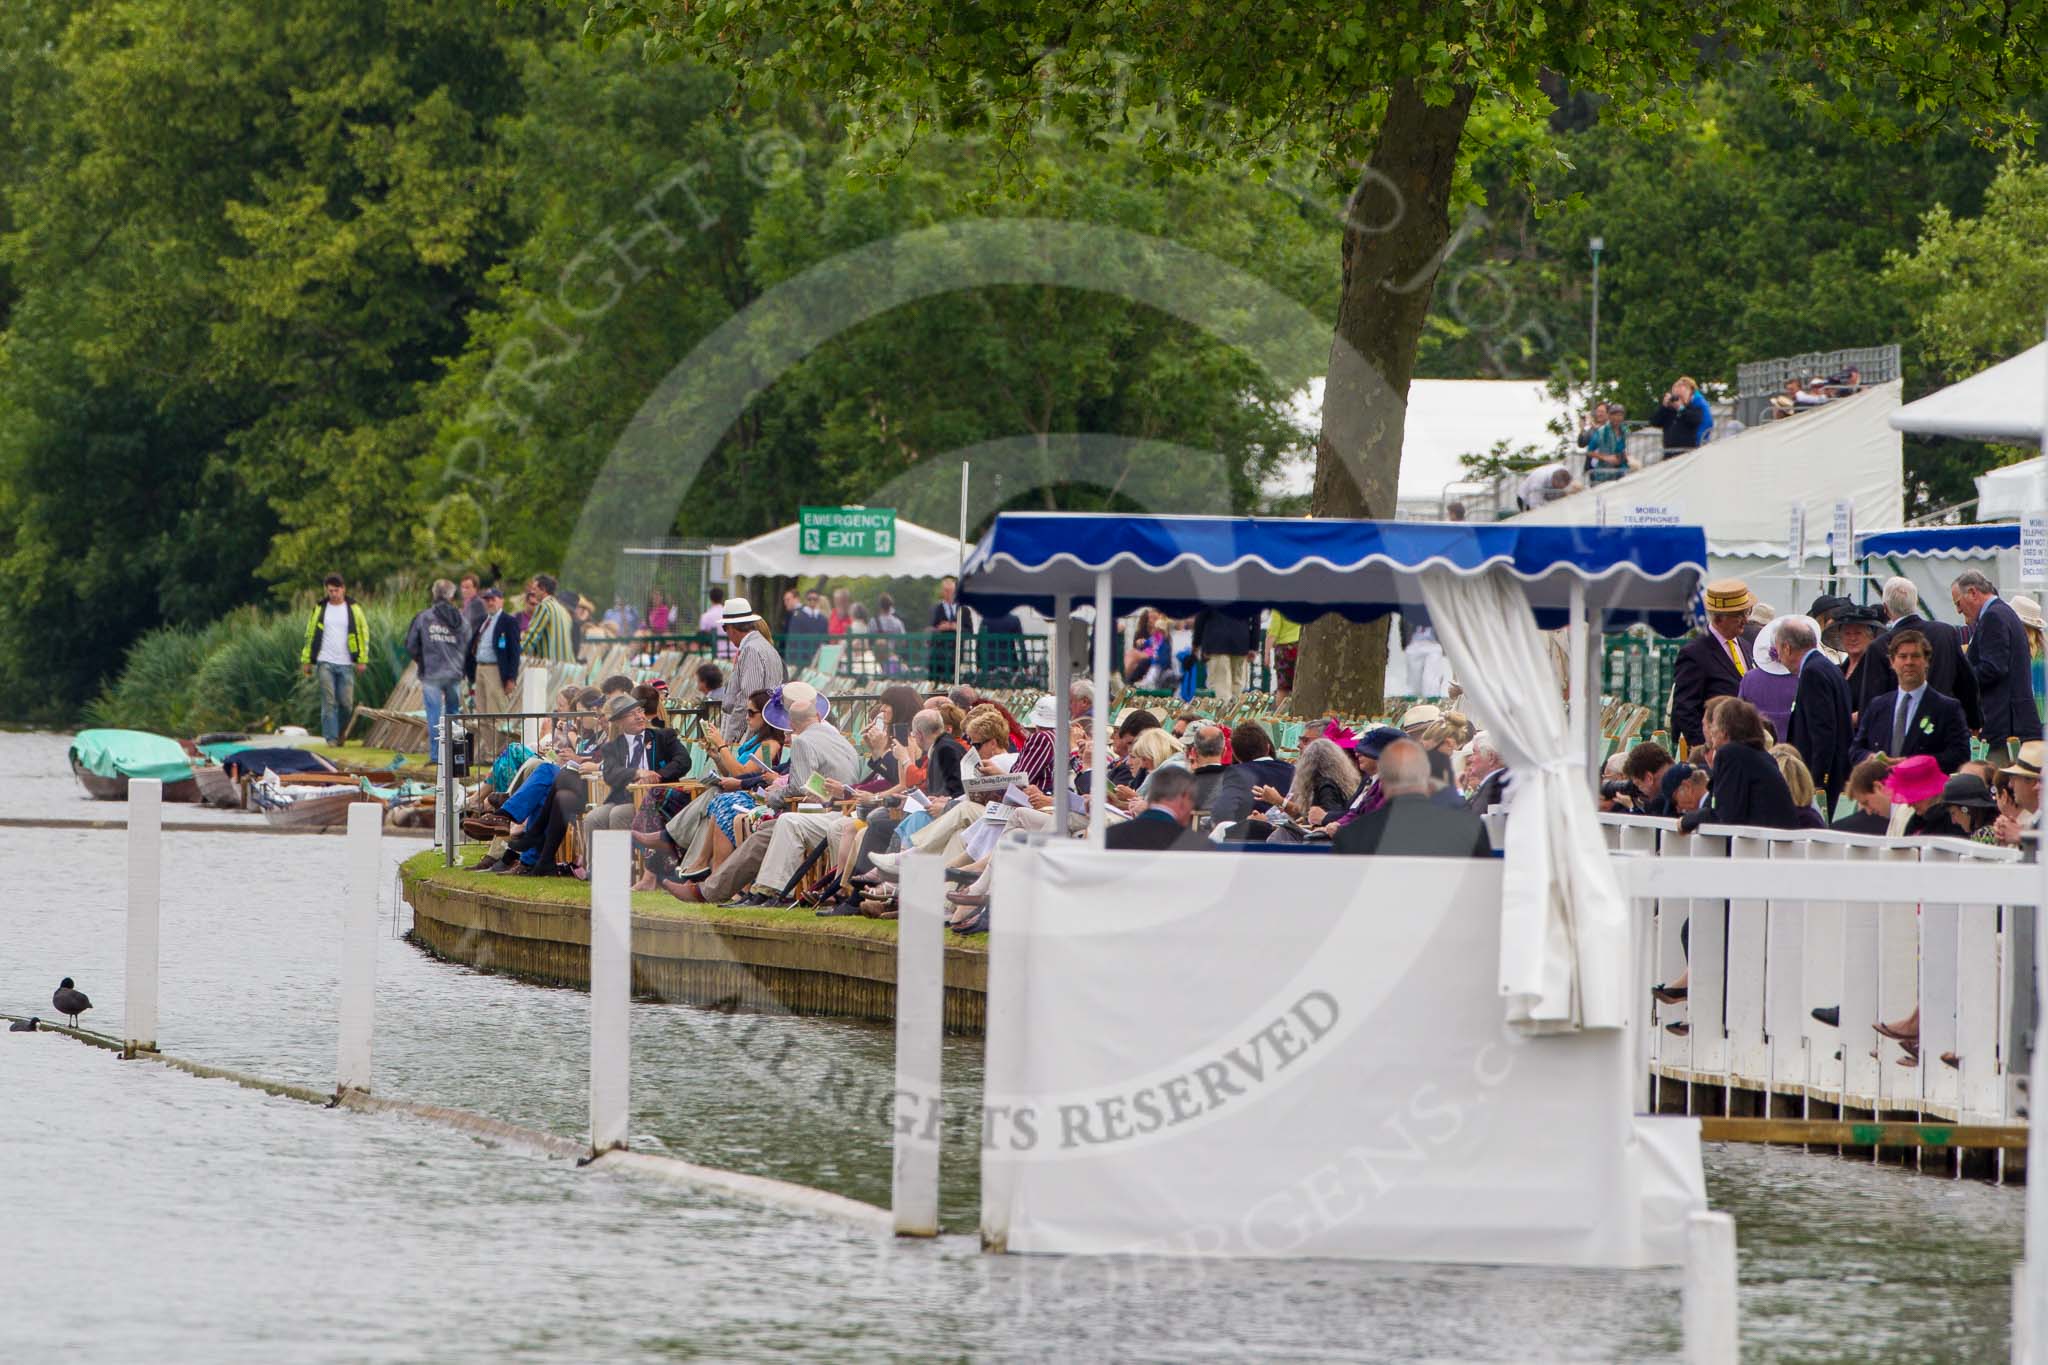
[1417,567,1629,1034]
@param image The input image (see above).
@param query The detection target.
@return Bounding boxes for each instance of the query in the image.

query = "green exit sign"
[799,506,896,557]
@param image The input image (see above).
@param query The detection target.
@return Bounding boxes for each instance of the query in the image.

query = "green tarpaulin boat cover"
[69,729,194,784]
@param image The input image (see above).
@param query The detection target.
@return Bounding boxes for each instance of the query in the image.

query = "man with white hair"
[1955,569,2043,765]
[1333,740,1492,857]
[1461,736,1508,813]
[1880,575,1980,729]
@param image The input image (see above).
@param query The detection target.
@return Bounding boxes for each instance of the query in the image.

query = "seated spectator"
[1461,736,1509,812]
[695,662,724,697]
[1681,699,1800,831]
[1768,743,1827,828]
[1516,462,1578,510]
[1208,722,1294,829]
[1185,724,1229,810]
[1333,739,1492,858]
[1258,736,1358,837]
[1795,375,1831,408]
[1103,765,1210,851]
[1649,374,1713,451]
[1884,754,1962,838]
[1941,772,2001,844]
[1824,366,1863,397]
[1625,742,1675,815]
[1832,756,1896,834]
[1659,762,1709,820]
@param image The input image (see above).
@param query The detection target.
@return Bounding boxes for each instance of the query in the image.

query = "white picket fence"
[1598,813,2034,1135]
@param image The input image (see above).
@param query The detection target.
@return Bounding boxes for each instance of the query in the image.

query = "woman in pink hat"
[1883,754,1964,839]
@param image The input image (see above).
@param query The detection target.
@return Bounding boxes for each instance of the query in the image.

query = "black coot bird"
[52,979,91,1027]
[8,1017,36,1032]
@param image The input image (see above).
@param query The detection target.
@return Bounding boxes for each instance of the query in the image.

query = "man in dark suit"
[1881,576,1981,730]
[1670,579,1760,753]
[1104,765,1211,851]
[588,693,691,833]
[1954,570,2044,766]
[928,575,972,683]
[1849,629,1971,773]
[1776,617,1854,808]
[1206,721,1294,830]
[462,584,522,762]
[1335,740,1493,858]
[1461,738,1510,813]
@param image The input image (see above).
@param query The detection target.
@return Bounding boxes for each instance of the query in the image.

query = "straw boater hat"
[720,597,762,627]
[1702,580,1755,616]
[2013,595,2046,632]
[2000,740,2046,780]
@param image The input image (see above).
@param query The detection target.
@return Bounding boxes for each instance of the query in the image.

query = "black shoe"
[467,856,500,872]
[731,892,772,907]
[945,867,979,885]
[1811,1005,1840,1028]
[491,859,529,875]
[1651,983,1686,1004]
[674,867,712,884]
[815,901,863,917]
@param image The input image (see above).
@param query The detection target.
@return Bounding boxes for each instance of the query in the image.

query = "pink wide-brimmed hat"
[1882,753,1946,806]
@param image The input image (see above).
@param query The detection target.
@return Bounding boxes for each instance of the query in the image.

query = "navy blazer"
[1849,686,1970,774]
[1787,651,1855,805]
[462,608,521,686]
[1968,597,2045,744]
[1890,613,1981,730]
[1670,625,1759,748]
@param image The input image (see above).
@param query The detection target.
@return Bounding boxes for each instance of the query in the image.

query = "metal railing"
[614,631,1053,689]
[1734,344,1901,429]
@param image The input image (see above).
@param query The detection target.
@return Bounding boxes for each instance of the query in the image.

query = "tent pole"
[2026,311,2048,1360]
[955,463,969,685]
[1088,572,1112,849]
[1585,606,1606,778]
[1051,594,1072,834]
[1567,580,1590,771]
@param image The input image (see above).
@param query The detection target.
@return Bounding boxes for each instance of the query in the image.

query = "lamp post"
[1588,236,1604,395]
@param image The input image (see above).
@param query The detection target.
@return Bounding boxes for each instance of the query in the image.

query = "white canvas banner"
[979,842,1704,1267]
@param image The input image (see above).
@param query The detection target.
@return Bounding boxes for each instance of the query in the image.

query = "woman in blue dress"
[700,689,786,872]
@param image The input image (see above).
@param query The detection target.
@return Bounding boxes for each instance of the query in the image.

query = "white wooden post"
[1683,1210,1740,1364]
[520,668,549,752]
[2026,810,2048,1353]
[892,853,945,1236]
[335,800,381,1095]
[589,829,631,1155]
[1087,571,1112,849]
[2015,1261,2032,1365]
[1051,594,1072,835]
[124,778,162,1054]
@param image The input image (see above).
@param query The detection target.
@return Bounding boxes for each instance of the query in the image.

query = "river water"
[0,732,2022,1361]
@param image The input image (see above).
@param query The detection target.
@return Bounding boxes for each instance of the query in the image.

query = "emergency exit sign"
[799,506,896,557]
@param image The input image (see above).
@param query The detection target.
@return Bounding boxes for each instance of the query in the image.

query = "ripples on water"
[0,733,2022,1361]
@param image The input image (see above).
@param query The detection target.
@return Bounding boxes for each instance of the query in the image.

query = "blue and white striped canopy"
[959,513,1708,633]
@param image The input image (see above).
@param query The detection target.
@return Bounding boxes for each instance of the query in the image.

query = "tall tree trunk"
[1290,79,1476,718]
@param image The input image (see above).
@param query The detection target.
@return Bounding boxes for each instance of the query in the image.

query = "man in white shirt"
[699,586,732,658]
[1515,463,1577,510]
[299,573,368,746]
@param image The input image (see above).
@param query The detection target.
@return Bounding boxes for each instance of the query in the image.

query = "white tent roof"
[1891,342,2046,444]
[1508,381,1904,554]
[1976,457,2047,520]
[1275,378,1569,501]
[725,515,965,579]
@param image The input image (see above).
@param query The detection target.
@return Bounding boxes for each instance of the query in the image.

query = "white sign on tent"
[2023,514,2047,586]
[1620,503,1680,528]
[1787,505,1805,570]
[1831,500,1854,571]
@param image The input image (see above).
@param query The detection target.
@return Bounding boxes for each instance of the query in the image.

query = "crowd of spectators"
[1623,567,2044,1062]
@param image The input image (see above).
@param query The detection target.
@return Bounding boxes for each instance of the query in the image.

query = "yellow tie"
[1727,637,1747,677]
